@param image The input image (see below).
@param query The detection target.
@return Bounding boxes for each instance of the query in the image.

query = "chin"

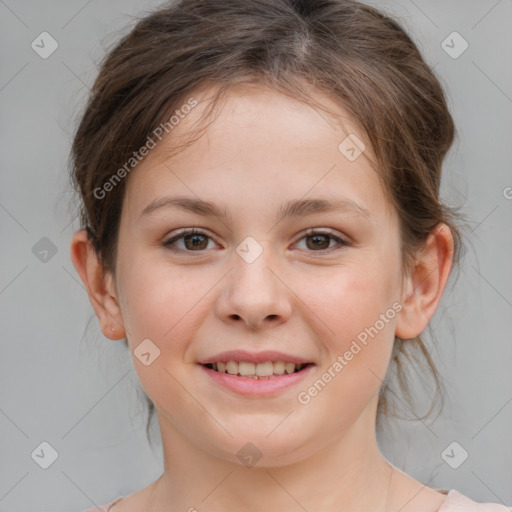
[207,427,320,468]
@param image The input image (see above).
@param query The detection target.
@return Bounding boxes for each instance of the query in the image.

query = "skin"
[71,83,454,512]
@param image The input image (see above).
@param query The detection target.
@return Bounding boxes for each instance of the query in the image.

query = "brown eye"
[295,229,349,252]
[183,233,209,250]
[305,233,331,250]
[163,228,349,255]
[163,229,215,252]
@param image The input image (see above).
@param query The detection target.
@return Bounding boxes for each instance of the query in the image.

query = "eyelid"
[299,227,349,243]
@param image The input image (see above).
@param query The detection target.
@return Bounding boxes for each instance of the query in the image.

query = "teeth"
[273,361,285,375]
[226,361,238,375]
[285,362,296,374]
[255,361,274,376]
[210,360,306,378]
[239,361,256,376]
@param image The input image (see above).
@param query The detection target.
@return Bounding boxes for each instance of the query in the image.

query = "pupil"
[185,234,207,250]
[308,235,329,250]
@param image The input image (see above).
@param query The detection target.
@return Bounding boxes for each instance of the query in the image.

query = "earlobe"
[395,223,454,340]
[395,278,425,340]
[70,230,126,340]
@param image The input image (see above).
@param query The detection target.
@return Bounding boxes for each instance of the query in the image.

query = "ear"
[70,230,126,340]
[395,223,455,339]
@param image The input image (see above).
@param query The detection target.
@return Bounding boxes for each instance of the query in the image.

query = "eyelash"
[162,228,350,254]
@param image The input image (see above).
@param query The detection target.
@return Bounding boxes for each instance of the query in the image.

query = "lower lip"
[199,364,315,396]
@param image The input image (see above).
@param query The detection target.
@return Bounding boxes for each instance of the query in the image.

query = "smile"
[200,361,315,396]
[204,360,310,378]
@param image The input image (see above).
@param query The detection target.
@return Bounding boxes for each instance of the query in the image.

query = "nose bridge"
[235,239,276,286]
[216,235,291,329]
[233,235,279,299]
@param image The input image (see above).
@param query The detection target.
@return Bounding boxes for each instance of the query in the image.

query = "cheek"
[117,261,207,405]
[117,254,216,355]
[303,258,399,404]
[310,259,398,339]
[298,269,397,427]
[118,250,175,319]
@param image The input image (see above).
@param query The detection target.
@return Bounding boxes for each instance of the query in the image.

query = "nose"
[215,243,292,330]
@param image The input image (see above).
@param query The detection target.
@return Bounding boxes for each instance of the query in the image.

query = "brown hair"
[69,0,466,444]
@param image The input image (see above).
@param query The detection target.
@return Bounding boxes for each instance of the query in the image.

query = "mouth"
[202,361,314,379]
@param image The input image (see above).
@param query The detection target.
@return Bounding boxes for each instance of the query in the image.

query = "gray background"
[0,0,511,510]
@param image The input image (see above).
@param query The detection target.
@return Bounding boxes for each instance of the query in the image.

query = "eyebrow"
[139,195,374,223]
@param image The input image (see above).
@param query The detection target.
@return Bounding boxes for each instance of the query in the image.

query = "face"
[112,83,405,466]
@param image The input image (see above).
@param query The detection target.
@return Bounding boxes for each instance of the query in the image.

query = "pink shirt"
[437,490,512,511]
[83,490,512,511]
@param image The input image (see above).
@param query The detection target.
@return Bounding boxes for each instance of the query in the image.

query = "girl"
[69,0,511,510]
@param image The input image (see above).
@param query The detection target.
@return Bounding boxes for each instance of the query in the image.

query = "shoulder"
[438,490,512,512]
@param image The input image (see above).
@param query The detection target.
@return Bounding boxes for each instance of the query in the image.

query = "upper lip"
[198,350,314,365]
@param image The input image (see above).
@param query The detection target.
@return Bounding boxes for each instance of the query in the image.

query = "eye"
[293,228,349,252]
[163,228,349,254]
[163,228,217,253]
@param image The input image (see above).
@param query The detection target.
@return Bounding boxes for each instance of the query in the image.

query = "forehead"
[123,83,396,227]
